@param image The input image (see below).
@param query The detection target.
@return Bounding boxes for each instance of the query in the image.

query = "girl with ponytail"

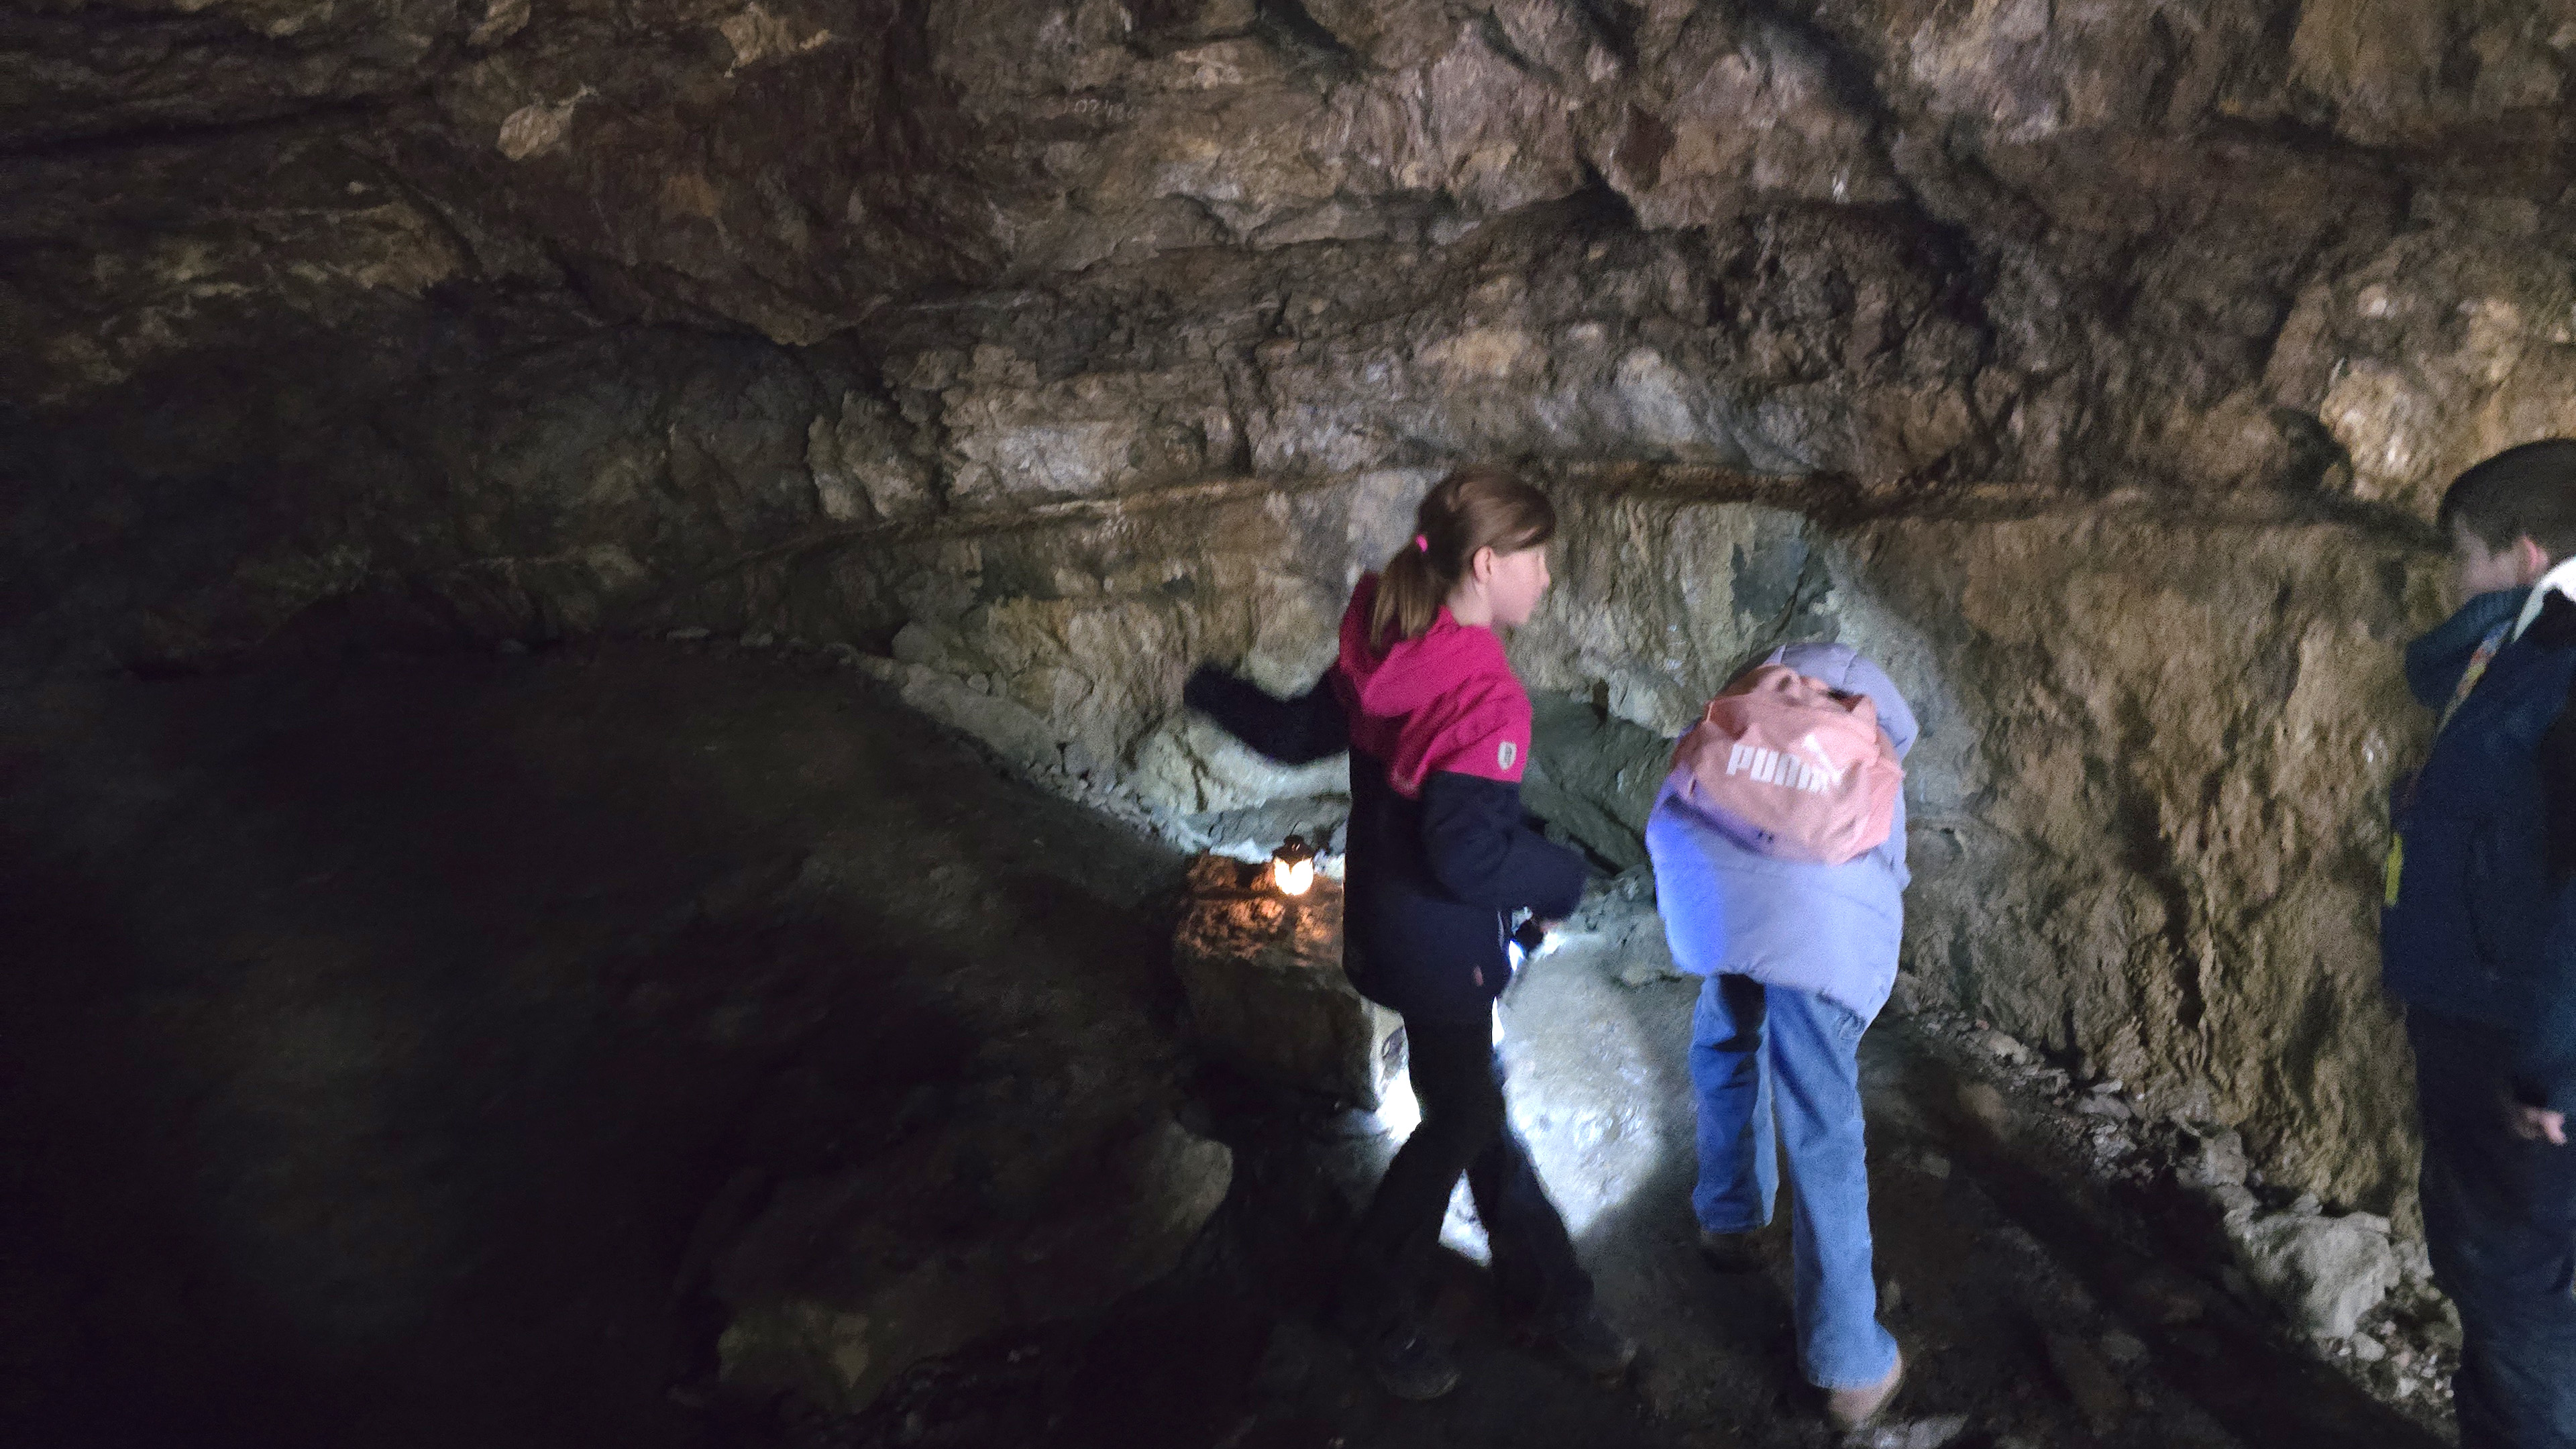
[1363,466,1552,648]
[1184,466,1633,1400]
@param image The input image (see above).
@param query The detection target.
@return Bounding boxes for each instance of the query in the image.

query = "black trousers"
[2412,1008,2576,1449]
[1344,1010,1593,1330]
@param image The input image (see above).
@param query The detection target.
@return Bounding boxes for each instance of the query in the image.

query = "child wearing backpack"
[1645,641,1915,1432]
[2381,441,2576,1449]
[1182,466,1635,1401]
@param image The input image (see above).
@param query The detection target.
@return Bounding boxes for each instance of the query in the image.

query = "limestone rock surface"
[535,467,2421,1210]
[13,0,2576,1229]
[2230,1210,2404,1340]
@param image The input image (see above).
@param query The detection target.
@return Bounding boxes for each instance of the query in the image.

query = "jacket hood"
[2406,588,2528,708]
[1339,574,1512,718]
[1772,641,1917,759]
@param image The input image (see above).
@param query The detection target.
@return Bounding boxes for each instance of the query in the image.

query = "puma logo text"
[1725,742,1841,795]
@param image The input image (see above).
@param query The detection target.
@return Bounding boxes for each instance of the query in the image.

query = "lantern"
[1271,835,1317,897]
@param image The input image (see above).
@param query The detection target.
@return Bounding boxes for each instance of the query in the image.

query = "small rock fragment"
[2229,1211,2402,1338]
[2208,1183,2259,1221]
[2351,1332,2387,1362]
[468,0,529,45]
[2397,1236,2434,1283]
[1885,972,1931,1015]
[2424,1299,2465,1350]
[667,627,712,642]
[497,92,586,160]
[1957,1081,2011,1134]
[1605,863,1655,902]
[1843,1414,1969,1448]
[1972,1027,2033,1064]
[2176,1124,2249,1188]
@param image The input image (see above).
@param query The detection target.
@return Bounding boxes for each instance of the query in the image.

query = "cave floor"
[0,643,2445,1449]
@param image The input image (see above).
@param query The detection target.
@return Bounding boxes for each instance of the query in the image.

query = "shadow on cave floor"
[0,643,1189,1449]
[0,643,2446,1449]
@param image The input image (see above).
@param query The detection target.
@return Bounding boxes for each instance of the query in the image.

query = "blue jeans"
[2411,1008,2576,1449]
[1690,972,1898,1390]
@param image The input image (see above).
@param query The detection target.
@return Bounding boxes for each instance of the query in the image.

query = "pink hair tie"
[1413,534,1429,553]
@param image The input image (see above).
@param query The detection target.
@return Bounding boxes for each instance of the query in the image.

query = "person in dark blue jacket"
[1184,466,1633,1401]
[2383,439,2576,1449]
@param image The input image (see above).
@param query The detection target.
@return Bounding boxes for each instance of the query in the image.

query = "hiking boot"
[1360,1324,1462,1401]
[1537,1307,1638,1379]
[1823,1348,1905,1432]
[1697,1226,1766,1273]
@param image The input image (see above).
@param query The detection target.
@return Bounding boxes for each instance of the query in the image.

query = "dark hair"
[2438,440,2576,559]
[1369,466,1557,649]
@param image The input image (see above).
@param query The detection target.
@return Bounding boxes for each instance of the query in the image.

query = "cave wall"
[631,468,2428,1212]
[11,0,2576,1210]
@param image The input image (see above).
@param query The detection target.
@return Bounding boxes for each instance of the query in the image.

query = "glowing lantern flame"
[1272,835,1317,897]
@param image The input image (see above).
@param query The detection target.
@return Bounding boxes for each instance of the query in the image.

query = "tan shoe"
[1823,1347,1904,1432]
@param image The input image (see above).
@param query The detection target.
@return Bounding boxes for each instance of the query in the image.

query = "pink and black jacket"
[1185,575,1587,1023]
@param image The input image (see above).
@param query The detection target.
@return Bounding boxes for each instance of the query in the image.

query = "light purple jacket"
[1644,643,1917,1022]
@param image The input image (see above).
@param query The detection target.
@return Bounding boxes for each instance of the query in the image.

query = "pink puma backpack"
[1668,663,1904,865]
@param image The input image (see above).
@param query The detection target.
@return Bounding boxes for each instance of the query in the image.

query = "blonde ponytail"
[1368,465,1557,649]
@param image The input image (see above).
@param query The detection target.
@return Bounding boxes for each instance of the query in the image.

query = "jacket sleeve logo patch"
[1497,741,1517,770]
